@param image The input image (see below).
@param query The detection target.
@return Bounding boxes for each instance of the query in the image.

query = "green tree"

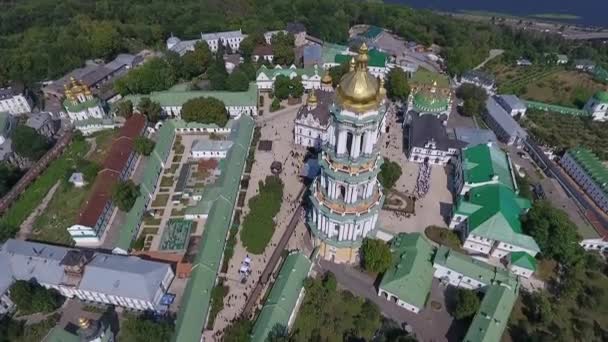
[226,70,249,91]
[386,67,410,102]
[456,84,487,117]
[239,32,265,60]
[9,280,62,315]
[181,97,229,127]
[0,163,22,197]
[136,97,162,123]
[133,136,155,156]
[111,180,140,211]
[273,75,292,100]
[523,200,583,265]
[270,97,281,112]
[181,41,212,79]
[267,324,290,342]
[290,76,305,98]
[114,58,176,95]
[378,158,402,190]
[453,288,480,320]
[118,314,173,342]
[354,300,382,339]
[0,316,24,342]
[271,32,295,65]
[322,272,337,292]
[223,319,253,342]
[361,238,392,273]
[116,99,133,118]
[11,125,50,161]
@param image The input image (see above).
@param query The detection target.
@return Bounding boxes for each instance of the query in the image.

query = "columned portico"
[307,43,388,264]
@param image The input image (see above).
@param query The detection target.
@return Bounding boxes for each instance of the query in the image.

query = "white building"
[190,139,233,159]
[0,239,174,312]
[495,94,527,118]
[256,65,322,92]
[583,91,608,122]
[252,45,274,63]
[166,30,246,55]
[294,89,333,149]
[483,96,528,146]
[62,78,111,135]
[456,70,496,94]
[405,112,465,166]
[264,30,286,45]
[0,85,32,115]
[560,147,608,213]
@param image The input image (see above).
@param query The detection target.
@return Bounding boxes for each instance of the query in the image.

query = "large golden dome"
[335,43,385,112]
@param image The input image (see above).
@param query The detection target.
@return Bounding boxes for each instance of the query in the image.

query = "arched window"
[346,132,353,156]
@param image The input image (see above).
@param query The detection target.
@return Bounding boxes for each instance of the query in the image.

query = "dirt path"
[18,181,61,240]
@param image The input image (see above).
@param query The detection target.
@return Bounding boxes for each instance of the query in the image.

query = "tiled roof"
[379,233,435,309]
[461,143,516,191]
[253,45,273,56]
[250,253,311,342]
[463,283,519,342]
[567,147,608,195]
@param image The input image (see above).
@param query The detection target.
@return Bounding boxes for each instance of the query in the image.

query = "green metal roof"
[322,43,349,64]
[173,115,254,342]
[123,83,258,108]
[335,49,387,68]
[567,147,608,195]
[115,195,147,252]
[509,251,537,271]
[250,253,312,342]
[434,246,517,286]
[63,97,101,113]
[592,90,608,103]
[455,184,538,253]
[362,26,383,39]
[256,65,322,79]
[463,283,519,342]
[379,233,435,310]
[461,144,516,192]
[44,326,80,342]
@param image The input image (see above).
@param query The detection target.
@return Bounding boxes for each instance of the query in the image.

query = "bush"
[270,98,280,112]
[181,97,229,127]
[240,176,284,254]
[378,158,402,190]
[452,288,480,320]
[111,180,140,212]
[133,136,155,156]
[360,238,392,273]
[207,282,229,329]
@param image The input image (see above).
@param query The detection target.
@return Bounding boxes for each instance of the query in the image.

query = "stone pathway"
[17,181,61,240]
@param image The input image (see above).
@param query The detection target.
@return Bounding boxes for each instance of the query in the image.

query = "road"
[318,260,460,342]
[524,138,608,233]
[241,185,306,318]
[474,49,504,70]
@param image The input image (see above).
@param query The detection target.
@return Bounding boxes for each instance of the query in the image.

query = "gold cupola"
[335,43,385,113]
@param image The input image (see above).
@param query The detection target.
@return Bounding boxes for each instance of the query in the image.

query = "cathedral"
[307,43,388,263]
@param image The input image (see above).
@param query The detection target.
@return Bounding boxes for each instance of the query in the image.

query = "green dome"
[412,89,449,113]
[593,90,608,103]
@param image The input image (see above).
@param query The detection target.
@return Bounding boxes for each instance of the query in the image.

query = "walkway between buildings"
[241,184,306,318]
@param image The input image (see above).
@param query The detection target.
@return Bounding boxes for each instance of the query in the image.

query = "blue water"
[386,0,608,27]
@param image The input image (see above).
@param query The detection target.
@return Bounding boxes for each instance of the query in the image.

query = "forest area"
[1,0,608,86]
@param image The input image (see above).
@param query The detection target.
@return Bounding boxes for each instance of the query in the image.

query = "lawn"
[87,128,119,164]
[13,314,60,342]
[240,176,283,254]
[31,181,90,245]
[152,194,170,207]
[141,227,159,235]
[522,110,608,159]
[143,216,161,225]
[0,139,89,240]
[519,70,604,108]
[160,176,174,187]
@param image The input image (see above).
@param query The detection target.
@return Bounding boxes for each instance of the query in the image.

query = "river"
[385,0,608,27]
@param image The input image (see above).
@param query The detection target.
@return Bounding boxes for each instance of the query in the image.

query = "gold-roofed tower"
[335,42,385,113]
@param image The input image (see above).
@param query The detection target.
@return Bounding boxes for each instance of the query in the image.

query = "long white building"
[0,85,33,115]
[0,239,174,312]
[560,147,608,214]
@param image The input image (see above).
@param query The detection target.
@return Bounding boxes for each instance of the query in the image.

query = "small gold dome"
[322,72,333,85]
[78,317,91,329]
[308,90,317,104]
[335,43,384,112]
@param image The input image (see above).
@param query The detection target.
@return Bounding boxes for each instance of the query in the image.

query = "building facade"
[456,70,496,94]
[190,139,233,159]
[405,112,464,166]
[495,94,527,118]
[256,65,322,92]
[483,96,528,146]
[294,85,333,149]
[0,85,32,115]
[63,78,111,135]
[307,44,387,264]
[560,147,608,213]
[583,90,608,122]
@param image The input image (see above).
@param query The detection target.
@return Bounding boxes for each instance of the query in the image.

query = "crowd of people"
[414,161,431,198]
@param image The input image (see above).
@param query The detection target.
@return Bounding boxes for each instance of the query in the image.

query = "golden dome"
[335,43,385,112]
[321,71,333,85]
[308,89,317,104]
[78,317,91,329]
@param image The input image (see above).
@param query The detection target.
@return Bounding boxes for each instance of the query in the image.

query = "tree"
[378,158,402,190]
[0,316,23,342]
[523,200,583,265]
[226,69,249,91]
[271,32,295,65]
[223,319,253,342]
[354,300,382,339]
[290,76,304,98]
[9,280,62,315]
[267,324,290,342]
[452,288,480,320]
[322,272,337,292]
[11,125,50,161]
[133,136,155,156]
[386,68,410,102]
[181,97,229,127]
[239,32,265,60]
[111,180,140,211]
[116,99,133,118]
[456,84,487,117]
[270,97,280,112]
[118,314,173,342]
[273,75,292,100]
[114,58,176,95]
[136,97,162,123]
[360,238,392,273]
[0,163,22,197]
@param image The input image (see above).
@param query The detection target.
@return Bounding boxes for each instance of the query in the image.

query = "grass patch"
[160,176,174,187]
[206,282,229,329]
[141,227,159,235]
[240,176,284,254]
[87,128,119,164]
[171,207,186,217]
[172,154,182,163]
[31,181,91,245]
[13,314,60,342]
[424,226,465,252]
[82,304,106,313]
[168,163,179,174]
[152,194,170,207]
[143,216,161,226]
[221,227,238,273]
[0,139,89,240]
[522,110,608,159]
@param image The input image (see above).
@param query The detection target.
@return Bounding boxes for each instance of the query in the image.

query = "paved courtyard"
[379,111,453,235]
